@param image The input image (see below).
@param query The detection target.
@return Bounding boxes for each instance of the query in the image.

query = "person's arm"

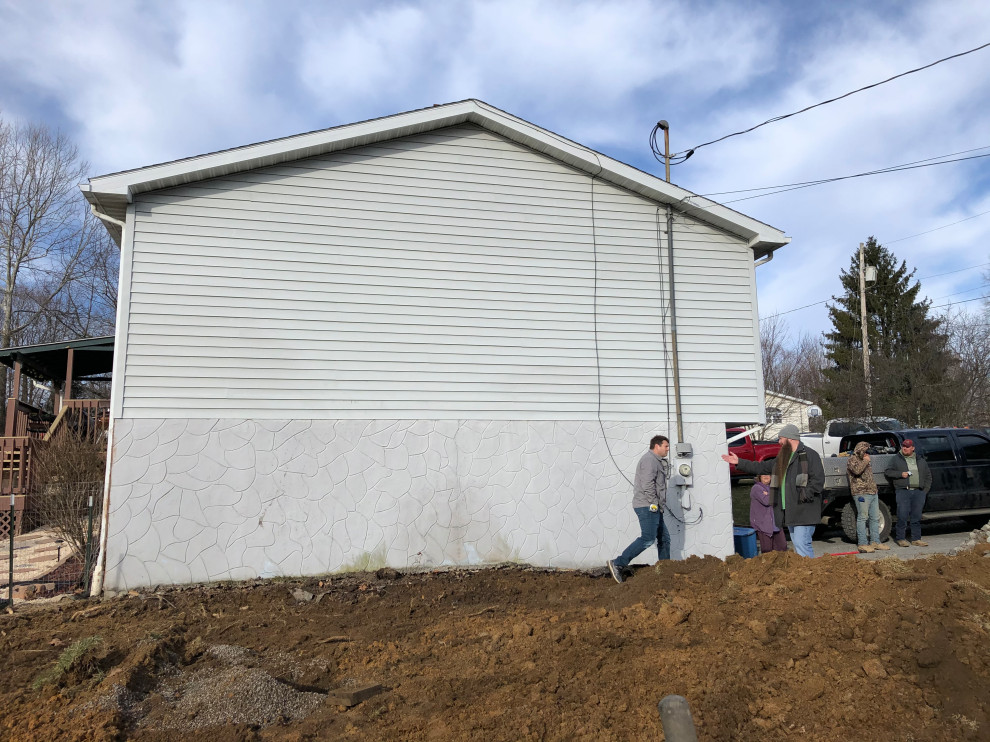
[750,484,770,506]
[636,455,658,503]
[884,457,907,480]
[847,456,868,476]
[809,452,825,496]
[920,457,933,494]
[722,453,775,476]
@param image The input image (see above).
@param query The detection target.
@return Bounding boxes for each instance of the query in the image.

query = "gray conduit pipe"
[665,205,684,442]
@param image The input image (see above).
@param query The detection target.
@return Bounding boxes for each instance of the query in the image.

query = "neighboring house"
[82,100,789,592]
[762,391,814,438]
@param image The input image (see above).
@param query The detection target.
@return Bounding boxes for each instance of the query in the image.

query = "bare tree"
[758,315,824,436]
[0,115,103,417]
[944,307,990,426]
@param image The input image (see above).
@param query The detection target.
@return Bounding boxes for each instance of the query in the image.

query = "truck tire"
[840,500,892,543]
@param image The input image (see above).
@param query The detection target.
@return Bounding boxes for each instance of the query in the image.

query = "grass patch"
[32,636,103,690]
[731,479,753,526]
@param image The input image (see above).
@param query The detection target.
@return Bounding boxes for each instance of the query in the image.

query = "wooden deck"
[0,399,109,537]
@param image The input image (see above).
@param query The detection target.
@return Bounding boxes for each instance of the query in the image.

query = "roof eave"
[81,99,790,252]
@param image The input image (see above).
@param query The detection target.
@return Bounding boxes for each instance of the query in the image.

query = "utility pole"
[859,242,873,417]
[658,120,671,182]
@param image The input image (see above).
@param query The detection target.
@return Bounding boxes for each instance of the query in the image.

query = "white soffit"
[81,99,790,255]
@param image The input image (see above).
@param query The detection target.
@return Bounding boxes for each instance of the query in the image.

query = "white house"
[763,391,815,438]
[82,100,789,592]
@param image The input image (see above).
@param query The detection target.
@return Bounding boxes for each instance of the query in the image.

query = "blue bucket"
[733,526,758,558]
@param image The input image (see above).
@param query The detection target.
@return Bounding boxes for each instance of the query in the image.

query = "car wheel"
[841,500,892,543]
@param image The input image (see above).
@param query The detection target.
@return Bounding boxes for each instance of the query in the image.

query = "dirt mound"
[2,550,990,740]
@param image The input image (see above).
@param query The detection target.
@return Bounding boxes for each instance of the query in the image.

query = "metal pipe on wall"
[665,205,684,441]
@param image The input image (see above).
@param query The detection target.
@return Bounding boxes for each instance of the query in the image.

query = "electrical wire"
[674,40,990,157]
[887,210,990,244]
[932,285,988,301]
[760,261,990,321]
[649,123,694,168]
[590,174,702,526]
[705,151,990,206]
[589,170,637,490]
[699,145,990,198]
[931,294,990,310]
[918,261,990,280]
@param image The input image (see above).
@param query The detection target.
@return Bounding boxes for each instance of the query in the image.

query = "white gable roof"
[81,99,789,254]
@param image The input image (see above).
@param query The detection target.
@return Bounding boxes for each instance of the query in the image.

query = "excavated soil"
[3,548,990,741]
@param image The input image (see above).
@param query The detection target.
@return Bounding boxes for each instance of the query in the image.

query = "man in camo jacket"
[847,441,889,553]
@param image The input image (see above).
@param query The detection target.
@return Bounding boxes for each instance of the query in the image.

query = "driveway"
[812,517,984,560]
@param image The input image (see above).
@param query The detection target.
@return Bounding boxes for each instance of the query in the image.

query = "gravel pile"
[87,642,326,733]
[152,664,325,732]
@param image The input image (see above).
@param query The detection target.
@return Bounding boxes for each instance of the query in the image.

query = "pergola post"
[64,348,74,404]
[5,359,21,437]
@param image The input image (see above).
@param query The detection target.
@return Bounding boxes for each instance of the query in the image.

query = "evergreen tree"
[819,237,958,426]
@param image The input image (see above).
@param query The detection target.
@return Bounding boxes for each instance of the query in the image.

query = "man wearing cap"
[721,424,825,558]
[884,439,932,547]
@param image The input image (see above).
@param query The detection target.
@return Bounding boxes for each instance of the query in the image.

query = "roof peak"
[82,100,788,255]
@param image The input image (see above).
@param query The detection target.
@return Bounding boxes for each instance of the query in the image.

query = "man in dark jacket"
[722,424,825,557]
[884,438,932,547]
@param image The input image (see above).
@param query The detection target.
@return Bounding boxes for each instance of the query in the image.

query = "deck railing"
[0,437,37,497]
[46,399,110,442]
[3,400,50,440]
[0,399,110,518]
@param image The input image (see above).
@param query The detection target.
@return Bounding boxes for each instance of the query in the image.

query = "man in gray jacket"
[608,435,670,584]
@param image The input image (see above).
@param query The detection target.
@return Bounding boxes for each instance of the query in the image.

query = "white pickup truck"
[800,417,904,459]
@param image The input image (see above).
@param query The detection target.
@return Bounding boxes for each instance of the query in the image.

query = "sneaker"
[607,560,624,584]
[912,540,929,547]
[858,544,875,553]
[872,542,891,551]
[896,540,911,548]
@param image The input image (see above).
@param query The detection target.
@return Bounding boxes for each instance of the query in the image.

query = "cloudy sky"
[1,0,988,340]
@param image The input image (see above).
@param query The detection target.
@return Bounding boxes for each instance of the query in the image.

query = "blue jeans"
[895,488,926,541]
[614,506,670,568]
[788,525,815,558]
[855,493,880,545]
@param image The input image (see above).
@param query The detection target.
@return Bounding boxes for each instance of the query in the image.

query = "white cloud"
[0,0,988,338]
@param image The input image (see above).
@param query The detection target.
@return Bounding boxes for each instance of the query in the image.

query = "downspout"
[665,205,684,442]
[87,202,125,597]
[753,250,774,268]
[90,203,126,230]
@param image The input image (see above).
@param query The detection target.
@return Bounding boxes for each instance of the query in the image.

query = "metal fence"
[1,482,103,609]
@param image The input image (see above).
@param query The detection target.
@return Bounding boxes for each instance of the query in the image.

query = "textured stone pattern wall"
[104,419,732,590]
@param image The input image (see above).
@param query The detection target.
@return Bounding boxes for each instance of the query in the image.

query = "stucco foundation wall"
[102,418,732,591]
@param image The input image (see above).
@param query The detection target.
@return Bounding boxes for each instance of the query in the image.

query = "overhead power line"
[700,145,990,198]
[676,40,990,157]
[887,209,990,244]
[702,150,990,206]
[931,294,989,310]
[760,261,990,321]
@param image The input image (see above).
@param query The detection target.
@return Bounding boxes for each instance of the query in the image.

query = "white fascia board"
[766,391,814,405]
[81,99,789,253]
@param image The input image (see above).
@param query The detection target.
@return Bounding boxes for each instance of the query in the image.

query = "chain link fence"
[2,482,103,608]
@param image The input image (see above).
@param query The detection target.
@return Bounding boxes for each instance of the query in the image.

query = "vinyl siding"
[121,124,762,421]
